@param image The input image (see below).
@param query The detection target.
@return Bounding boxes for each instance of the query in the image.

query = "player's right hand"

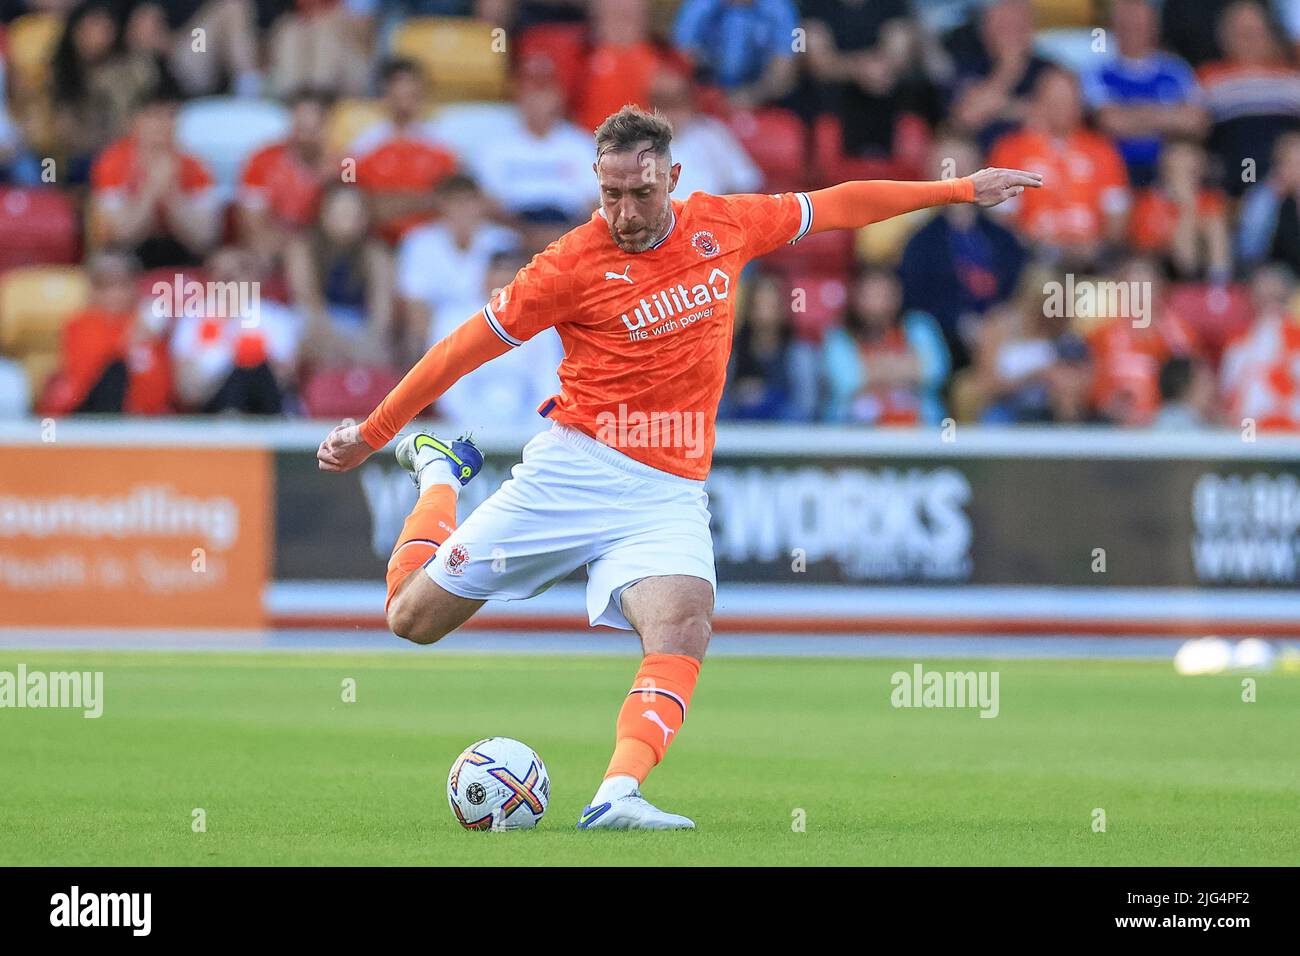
[317,422,374,473]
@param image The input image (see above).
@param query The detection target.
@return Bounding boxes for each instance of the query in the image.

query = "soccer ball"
[447,737,550,831]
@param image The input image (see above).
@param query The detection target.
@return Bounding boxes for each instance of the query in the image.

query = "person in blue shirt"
[821,266,951,426]
[897,135,1027,371]
[1082,0,1206,187]
[672,0,799,107]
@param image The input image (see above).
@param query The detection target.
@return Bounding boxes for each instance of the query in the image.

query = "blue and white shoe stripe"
[577,802,612,829]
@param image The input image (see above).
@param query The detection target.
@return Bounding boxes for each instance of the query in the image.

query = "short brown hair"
[594,104,673,162]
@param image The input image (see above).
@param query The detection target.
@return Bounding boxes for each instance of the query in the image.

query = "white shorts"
[426,422,716,630]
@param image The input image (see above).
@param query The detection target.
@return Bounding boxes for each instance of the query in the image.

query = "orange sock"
[604,653,701,783]
[385,484,458,611]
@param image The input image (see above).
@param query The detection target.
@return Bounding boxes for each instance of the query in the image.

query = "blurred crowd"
[0,0,1298,431]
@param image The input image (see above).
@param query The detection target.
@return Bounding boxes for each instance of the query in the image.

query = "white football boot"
[577,777,695,830]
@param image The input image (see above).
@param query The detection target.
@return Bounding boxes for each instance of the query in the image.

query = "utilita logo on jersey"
[619,268,730,341]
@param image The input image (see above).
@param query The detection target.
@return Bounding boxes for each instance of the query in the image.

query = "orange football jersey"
[482,191,812,479]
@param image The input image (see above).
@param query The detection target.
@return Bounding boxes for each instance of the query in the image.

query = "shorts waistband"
[548,422,706,487]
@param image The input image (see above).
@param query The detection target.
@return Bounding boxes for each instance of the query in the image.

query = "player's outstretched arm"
[804,167,1043,235]
[316,313,510,473]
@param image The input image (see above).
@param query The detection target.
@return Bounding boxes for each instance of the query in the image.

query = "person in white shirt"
[395,174,521,365]
[170,246,301,413]
[456,55,598,222]
[427,250,564,433]
[650,67,762,198]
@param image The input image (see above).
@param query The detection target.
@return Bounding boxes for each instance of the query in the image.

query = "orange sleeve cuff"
[805,176,974,236]
[358,311,512,449]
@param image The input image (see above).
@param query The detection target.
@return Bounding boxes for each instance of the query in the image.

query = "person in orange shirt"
[988,67,1129,268]
[351,59,460,244]
[1086,256,1200,426]
[43,251,171,415]
[89,90,220,269]
[1129,138,1231,281]
[1220,263,1300,431]
[575,0,666,134]
[317,104,1041,829]
[237,91,336,267]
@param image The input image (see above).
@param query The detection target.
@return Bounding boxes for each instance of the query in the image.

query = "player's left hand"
[317,422,373,473]
[969,167,1044,208]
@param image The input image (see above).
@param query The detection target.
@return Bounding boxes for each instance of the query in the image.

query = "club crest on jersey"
[691,230,720,258]
[445,544,470,575]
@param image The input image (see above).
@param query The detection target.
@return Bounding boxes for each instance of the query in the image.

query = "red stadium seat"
[786,273,848,342]
[301,365,404,419]
[0,188,79,271]
[516,23,588,112]
[728,108,807,192]
[1166,282,1253,365]
[813,115,899,187]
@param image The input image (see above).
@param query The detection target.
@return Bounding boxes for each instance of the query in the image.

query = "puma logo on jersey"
[642,709,676,747]
[604,265,634,283]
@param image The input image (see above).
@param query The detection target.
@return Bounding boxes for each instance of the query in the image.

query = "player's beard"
[608,199,671,254]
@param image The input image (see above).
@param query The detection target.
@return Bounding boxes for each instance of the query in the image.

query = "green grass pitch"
[1,650,1296,866]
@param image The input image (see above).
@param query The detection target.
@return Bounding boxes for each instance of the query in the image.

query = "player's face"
[594,144,680,253]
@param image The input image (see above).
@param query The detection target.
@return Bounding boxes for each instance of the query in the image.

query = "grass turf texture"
[1,651,1296,866]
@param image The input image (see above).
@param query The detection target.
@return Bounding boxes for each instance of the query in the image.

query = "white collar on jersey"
[597,206,677,250]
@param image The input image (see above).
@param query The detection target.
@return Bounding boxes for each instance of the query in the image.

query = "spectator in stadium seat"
[237,91,336,268]
[1041,333,1100,424]
[1198,0,1300,197]
[987,68,1131,270]
[671,0,799,108]
[720,270,815,421]
[0,71,34,185]
[351,58,460,244]
[1082,0,1207,188]
[1086,256,1200,427]
[424,249,564,430]
[1151,355,1216,429]
[575,0,665,134]
[266,0,371,98]
[49,1,121,182]
[395,174,520,366]
[286,184,395,368]
[805,0,943,160]
[1129,138,1231,281]
[44,250,172,415]
[97,4,186,139]
[0,358,29,418]
[945,0,1054,153]
[459,56,596,223]
[1160,0,1238,67]
[1219,263,1300,430]
[897,133,1027,371]
[821,266,950,426]
[1238,132,1300,271]
[965,269,1097,424]
[158,0,263,97]
[89,89,221,269]
[650,68,762,197]
[171,246,302,414]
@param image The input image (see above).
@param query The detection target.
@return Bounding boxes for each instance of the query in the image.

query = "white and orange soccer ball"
[447,737,550,831]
